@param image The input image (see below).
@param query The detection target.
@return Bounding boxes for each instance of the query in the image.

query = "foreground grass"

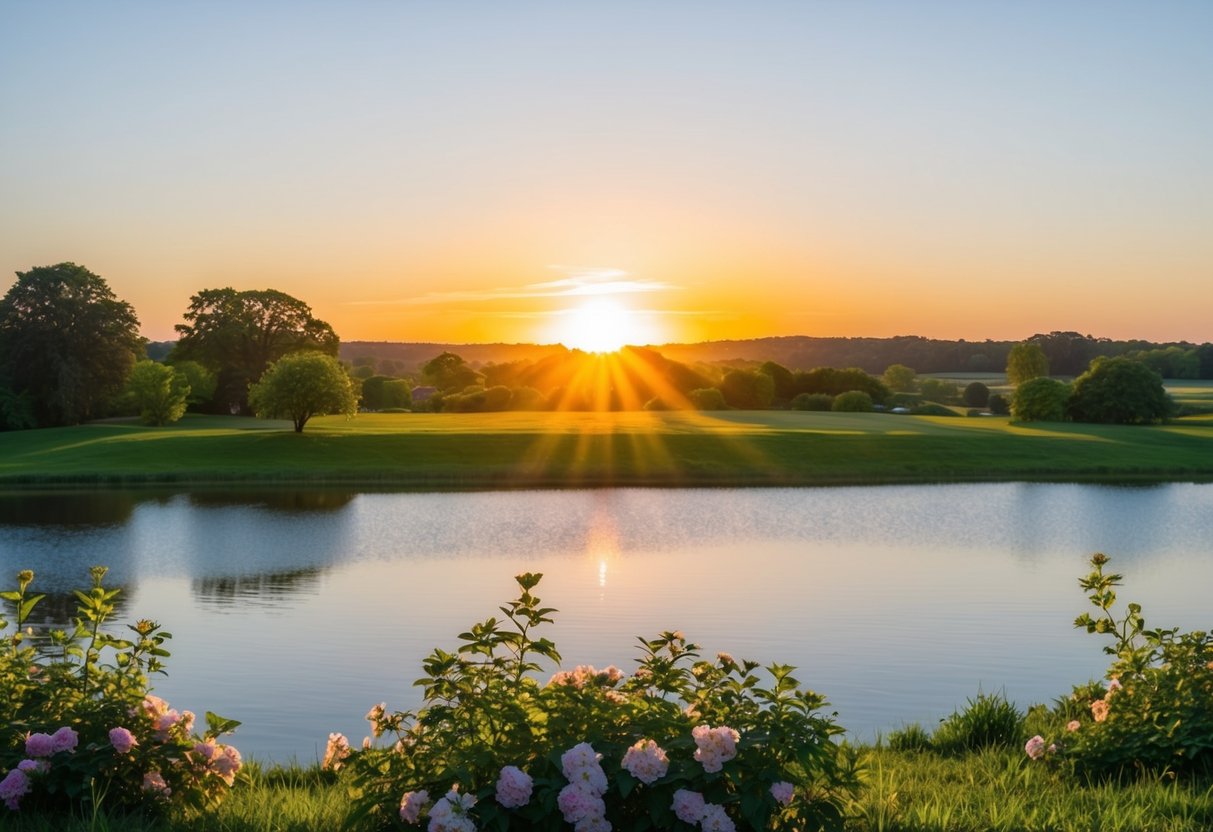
[3,751,1212,832]
[2,409,1213,488]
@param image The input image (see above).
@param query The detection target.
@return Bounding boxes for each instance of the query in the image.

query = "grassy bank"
[2,751,1211,832]
[2,409,1213,488]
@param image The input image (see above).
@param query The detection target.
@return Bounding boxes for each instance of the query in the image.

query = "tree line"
[0,262,1199,432]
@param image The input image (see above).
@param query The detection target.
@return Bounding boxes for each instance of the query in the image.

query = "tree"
[689,387,727,410]
[1067,357,1174,425]
[831,390,873,412]
[1010,377,1069,422]
[125,360,190,426]
[962,382,990,408]
[0,263,144,426]
[987,393,1010,416]
[791,392,833,411]
[719,369,775,409]
[422,352,484,391]
[1006,342,1049,386]
[167,360,217,409]
[759,361,796,404]
[172,288,338,413]
[882,364,917,392]
[247,351,357,432]
[918,377,961,403]
[360,375,412,411]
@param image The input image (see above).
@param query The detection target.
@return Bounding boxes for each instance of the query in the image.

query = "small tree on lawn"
[248,351,357,432]
[126,360,190,426]
[1011,377,1070,422]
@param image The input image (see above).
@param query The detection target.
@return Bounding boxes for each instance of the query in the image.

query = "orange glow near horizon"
[548,298,666,353]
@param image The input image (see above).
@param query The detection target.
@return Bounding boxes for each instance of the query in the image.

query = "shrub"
[510,386,548,411]
[0,568,242,816]
[791,393,833,411]
[1027,554,1213,778]
[1010,377,1070,422]
[962,382,990,408]
[831,391,873,412]
[918,378,960,404]
[933,692,1024,755]
[344,574,858,831]
[987,393,1010,416]
[1066,357,1174,425]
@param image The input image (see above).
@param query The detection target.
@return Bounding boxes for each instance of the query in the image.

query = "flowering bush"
[0,568,242,815]
[1024,554,1213,777]
[342,573,857,831]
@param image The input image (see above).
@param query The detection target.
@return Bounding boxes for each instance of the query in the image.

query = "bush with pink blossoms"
[1022,554,1213,779]
[343,573,857,831]
[0,567,242,816]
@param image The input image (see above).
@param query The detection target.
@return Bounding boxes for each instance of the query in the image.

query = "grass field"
[2,407,1213,488]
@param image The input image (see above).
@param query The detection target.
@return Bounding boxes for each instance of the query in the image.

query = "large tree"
[1067,357,1173,425]
[172,288,338,413]
[247,351,357,432]
[0,263,143,426]
[1006,342,1050,386]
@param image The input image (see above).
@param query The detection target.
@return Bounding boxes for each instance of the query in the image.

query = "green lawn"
[2,409,1212,488]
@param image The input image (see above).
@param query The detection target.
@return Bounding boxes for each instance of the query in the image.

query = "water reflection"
[193,568,326,608]
[1,484,1212,762]
[0,491,141,527]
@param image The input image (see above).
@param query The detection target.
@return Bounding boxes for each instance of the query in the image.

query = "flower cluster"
[620,738,669,785]
[399,789,429,824]
[428,789,477,832]
[691,725,740,773]
[0,727,79,810]
[191,739,243,786]
[559,742,610,831]
[671,788,736,831]
[547,665,625,690]
[494,765,533,809]
[322,732,351,771]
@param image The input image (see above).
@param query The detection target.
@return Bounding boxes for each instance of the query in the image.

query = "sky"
[2,1,1211,346]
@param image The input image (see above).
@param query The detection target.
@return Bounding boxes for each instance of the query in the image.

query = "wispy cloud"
[346,266,676,306]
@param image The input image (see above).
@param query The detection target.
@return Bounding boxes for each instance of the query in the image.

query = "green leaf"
[205,711,242,738]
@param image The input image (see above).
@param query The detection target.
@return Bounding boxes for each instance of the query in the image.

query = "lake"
[2,483,1210,763]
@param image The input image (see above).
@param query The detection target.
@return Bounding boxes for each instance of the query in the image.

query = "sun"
[552,299,656,353]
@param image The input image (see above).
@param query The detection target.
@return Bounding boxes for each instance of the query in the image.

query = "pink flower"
[575,816,612,832]
[428,789,477,832]
[495,765,533,809]
[193,740,217,762]
[109,727,138,754]
[154,710,183,741]
[0,769,31,811]
[621,739,669,785]
[24,733,54,758]
[366,702,387,736]
[672,789,707,824]
[1024,735,1046,760]
[1066,720,1081,732]
[1107,678,1122,695]
[399,789,429,824]
[16,760,47,775]
[322,733,351,771]
[558,784,605,824]
[1091,699,1110,723]
[701,804,737,832]
[692,725,740,773]
[142,771,171,798]
[211,745,242,786]
[50,727,78,753]
[770,781,794,806]
[561,742,608,795]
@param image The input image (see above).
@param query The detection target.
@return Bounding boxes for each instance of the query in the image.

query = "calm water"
[1,484,1210,763]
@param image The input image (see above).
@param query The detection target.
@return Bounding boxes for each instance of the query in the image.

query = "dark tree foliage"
[172,288,338,413]
[792,367,890,404]
[987,393,1010,416]
[0,263,144,426]
[759,361,796,405]
[423,352,485,391]
[962,382,990,408]
[719,369,775,409]
[1067,357,1174,425]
